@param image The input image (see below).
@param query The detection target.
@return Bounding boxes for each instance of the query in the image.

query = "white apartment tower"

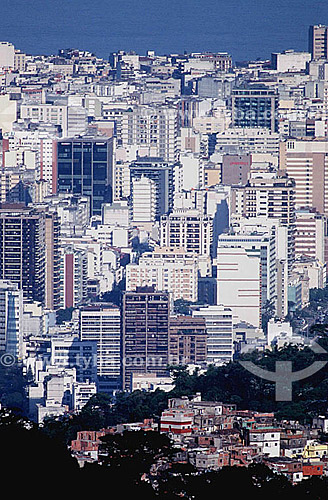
[192,305,233,365]
[160,209,213,256]
[0,42,15,69]
[125,247,199,302]
[230,217,290,319]
[79,304,121,392]
[121,106,179,163]
[217,231,276,313]
[216,246,261,327]
[131,176,157,224]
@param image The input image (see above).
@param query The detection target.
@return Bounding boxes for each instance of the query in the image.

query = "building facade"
[169,315,207,366]
[125,247,199,302]
[232,85,279,133]
[192,305,234,365]
[80,304,121,393]
[160,209,213,256]
[0,204,46,304]
[56,136,114,216]
[129,157,174,218]
[121,288,170,390]
[309,24,328,60]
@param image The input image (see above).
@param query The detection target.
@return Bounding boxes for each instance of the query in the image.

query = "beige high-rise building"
[14,50,26,72]
[169,316,207,366]
[231,174,296,272]
[294,208,326,262]
[126,247,199,302]
[280,138,328,217]
[309,25,328,60]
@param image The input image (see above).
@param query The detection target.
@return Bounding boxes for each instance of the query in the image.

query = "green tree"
[0,363,28,413]
[0,407,79,488]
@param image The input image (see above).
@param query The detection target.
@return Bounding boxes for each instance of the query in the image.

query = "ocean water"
[1,0,328,62]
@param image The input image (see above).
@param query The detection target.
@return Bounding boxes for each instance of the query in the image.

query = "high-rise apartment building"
[125,247,199,302]
[56,136,114,216]
[169,316,207,366]
[243,176,296,225]
[160,209,213,256]
[80,304,121,393]
[121,106,179,163]
[309,25,328,60]
[51,336,98,383]
[59,245,88,309]
[232,85,279,133]
[0,42,15,69]
[0,204,46,304]
[14,49,26,72]
[280,138,328,217]
[216,246,262,328]
[0,280,23,359]
[129,157,174,218]
[232,175,296,273]
[217,231,276,315]
[295,208,326,262]
[44,209,61,310]
[121,287,170,390]
[192,305,234,365]
[230,217,290,319]
[130,176,157,224]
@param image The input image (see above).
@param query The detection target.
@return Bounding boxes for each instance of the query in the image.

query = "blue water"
[1,0,328,62]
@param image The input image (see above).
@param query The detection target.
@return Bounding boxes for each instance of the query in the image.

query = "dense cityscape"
[3,21,328,497]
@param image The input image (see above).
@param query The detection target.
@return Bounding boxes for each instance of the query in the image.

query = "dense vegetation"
[0,362,29,413]
[2,326,328,445]
[2,408,328,499]
[38,329,328,447]
[2,326,328,497]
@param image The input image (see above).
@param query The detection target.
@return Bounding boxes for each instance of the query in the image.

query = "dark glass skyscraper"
[121,287,170,390]
[232,85,279,132]
[56,136,114,216]
[0,204,46,304]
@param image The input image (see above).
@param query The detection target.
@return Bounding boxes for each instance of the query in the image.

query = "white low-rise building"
[73,381,97,411]
[131,373,175,392]
[248,429,281,457]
